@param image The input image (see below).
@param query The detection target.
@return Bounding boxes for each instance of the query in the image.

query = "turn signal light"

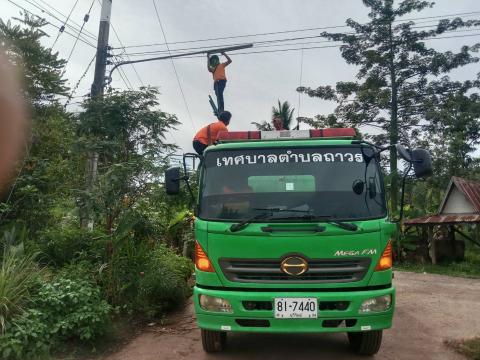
[195,241,215,272]
[375,241,393,271]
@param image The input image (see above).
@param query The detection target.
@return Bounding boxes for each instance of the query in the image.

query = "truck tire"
[201,329,226,353]
[347,330,382,355]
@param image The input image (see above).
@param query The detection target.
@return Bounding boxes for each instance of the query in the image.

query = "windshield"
[199,146,386,221]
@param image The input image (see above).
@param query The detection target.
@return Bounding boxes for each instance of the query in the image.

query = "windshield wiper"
[230,207,311,232]
[230,212,272,232]
[272,214,358,231]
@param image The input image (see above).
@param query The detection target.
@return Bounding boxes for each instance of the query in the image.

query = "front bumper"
[194,285,395,333]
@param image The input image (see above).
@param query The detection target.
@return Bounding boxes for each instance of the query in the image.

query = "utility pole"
[80,0,112,229]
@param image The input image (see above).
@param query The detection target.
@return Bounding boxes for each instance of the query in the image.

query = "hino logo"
[334,249,377,256]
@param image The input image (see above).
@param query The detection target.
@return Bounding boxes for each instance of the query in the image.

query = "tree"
[0,15,68,106]
[252,100,295,130]
[297,0,480,214]
[272,100,295,130]
[78,88,179,233]
[0,15,76,235]
[419,76,480,187]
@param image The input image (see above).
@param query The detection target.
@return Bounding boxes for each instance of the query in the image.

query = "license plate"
[274,298,318,319]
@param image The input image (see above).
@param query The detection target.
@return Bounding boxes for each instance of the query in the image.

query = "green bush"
[36,227,106,266]
[35,276,111,340]
[0,309,51,360]
[0,251,41,333]
[136,244,193,317]
[0,271,111,359]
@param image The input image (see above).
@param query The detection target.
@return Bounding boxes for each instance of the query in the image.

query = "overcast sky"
[2,0,480,153]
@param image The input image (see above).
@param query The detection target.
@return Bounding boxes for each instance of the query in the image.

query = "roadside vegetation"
[396,247,480,278]
[0,16,194,359]
[1,0,480,358]
[446,337,480,360]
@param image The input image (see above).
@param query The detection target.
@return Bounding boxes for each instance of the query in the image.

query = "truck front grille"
[219,257,371,283]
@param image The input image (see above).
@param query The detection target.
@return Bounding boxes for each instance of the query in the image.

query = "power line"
[64,0,95,65]
[6,0,96,48]
[133,31,480,61]
[34,0,97,39]
[21,0,96,43]
[151,0,197,128]
[119,34,329,57]
[50,0,79,50]
[92,0,144,88]
[64,53,96,108]
[117,68,133,90]
[113,56,134,90]
[27,0,97,41]
[111,24,145,87]
[114,23,480,58]
[112,10,480,50]
[119,26,480,58]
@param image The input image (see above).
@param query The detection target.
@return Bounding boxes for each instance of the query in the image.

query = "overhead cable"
[151,0,197,129]
[24,0,97,41]
[64,53,96,108]
[112,10,480,49]
[64,0,95,65]
[50,0,79,50]
[34,0,97,38]
[6,0,96,48]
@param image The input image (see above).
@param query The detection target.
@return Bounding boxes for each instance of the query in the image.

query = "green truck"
[165,128,432,355]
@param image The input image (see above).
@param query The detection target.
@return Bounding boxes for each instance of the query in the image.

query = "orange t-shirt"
[194,121,228,145]
[212,63,227,81]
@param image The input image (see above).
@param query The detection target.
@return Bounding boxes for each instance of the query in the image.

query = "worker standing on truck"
[208,52,232,113]
[272,116,285,130]
[192,111,232,155]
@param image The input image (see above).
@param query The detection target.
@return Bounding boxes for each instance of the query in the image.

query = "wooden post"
[428,225,436,264]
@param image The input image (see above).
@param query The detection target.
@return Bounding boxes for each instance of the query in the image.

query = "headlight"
[359,295,392,313]
[199,295,233,313]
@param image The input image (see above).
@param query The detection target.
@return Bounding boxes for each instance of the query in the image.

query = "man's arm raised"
[222,52,232,66]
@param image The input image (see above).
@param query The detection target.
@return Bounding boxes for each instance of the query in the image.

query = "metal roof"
[450,176,480,212]
[406,176,480,226]
[404,214,480,225]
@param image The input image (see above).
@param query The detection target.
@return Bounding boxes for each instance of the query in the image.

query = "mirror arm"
[183,153,202,206]
[398,161,413,223]
[352,140,394,157]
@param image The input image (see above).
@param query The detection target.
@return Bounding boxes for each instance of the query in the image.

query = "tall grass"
[0,251,40,333]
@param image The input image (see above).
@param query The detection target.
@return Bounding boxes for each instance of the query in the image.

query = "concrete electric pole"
[80,0,112,229]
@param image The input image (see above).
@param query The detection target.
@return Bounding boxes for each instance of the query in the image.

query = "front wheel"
[347,330,383,355]
[201,329,226,353]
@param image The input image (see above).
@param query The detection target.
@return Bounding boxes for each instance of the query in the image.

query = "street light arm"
[106,43,253,84]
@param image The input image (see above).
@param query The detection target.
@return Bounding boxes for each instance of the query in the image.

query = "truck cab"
[166,128,429,355]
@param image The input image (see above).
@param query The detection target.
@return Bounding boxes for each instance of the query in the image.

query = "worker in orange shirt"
[208,52,232,113]
[193,111,232,155]
[272,116,285,130]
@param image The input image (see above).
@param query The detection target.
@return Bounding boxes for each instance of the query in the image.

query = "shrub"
[0,271,111,359]
[36,226,107,266]
[136,244,193,317]
[0,309,51,360]
[0,251,41,333]
[35,276,111,341]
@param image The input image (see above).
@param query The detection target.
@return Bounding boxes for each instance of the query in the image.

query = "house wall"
[442,187,475,214]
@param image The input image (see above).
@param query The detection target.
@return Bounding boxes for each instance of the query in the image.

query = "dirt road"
[101,272,480,360]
